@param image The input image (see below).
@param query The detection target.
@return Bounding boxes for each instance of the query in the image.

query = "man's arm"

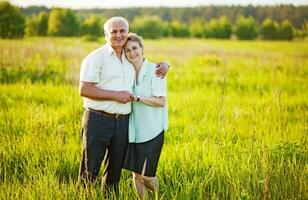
[79,82,133,104]
[156,62,169,78]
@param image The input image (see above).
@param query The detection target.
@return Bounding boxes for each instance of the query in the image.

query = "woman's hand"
[130,94,137,102]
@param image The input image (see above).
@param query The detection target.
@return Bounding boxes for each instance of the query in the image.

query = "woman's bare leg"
[140,175,159,193]
[133,173,146,199]
[140,159,159,193]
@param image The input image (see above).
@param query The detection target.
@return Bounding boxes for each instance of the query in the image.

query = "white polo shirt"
[80,43,135,114]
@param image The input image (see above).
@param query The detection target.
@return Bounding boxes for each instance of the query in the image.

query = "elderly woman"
[123,33,168,199]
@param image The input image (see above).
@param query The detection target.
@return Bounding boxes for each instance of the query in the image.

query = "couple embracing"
[78,16,169,199]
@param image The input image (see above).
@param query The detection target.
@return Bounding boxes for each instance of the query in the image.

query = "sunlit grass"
[0,37,307,199]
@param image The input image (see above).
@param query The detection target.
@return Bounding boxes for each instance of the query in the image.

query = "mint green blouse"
[129,59,168,143]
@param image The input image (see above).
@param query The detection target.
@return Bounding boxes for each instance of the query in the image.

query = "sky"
[9,0,308,9]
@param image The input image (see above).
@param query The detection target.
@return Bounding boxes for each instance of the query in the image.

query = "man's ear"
[104,31,109,37]
[104,32,108,42]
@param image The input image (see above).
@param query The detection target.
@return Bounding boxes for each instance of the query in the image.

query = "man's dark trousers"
[78,110,129,193]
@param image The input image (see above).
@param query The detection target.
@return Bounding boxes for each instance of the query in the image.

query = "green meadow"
[0,37,307,199]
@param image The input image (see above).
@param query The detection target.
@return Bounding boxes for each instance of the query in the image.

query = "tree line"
[1,1,307,40]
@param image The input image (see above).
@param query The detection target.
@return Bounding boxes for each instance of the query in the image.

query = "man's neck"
[114,47,123,61]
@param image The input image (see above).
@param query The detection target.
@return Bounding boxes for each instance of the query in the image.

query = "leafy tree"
[81,15,102,36]
[0,1,25,38]
[162,22,171,37]
[189,18,205,38]
[277,20,294,40]
[131,16,165,39]
[62,9,80,36]
[217,16,232,39]
[21,5,308,30]
[37,11,49,36]
[260,18,278,40]
[204,19,218,38]
[25,15,38,36]
[48,8,80,36]
[48,8,62,36]
[25,11,48,36]
[234,15,258,40]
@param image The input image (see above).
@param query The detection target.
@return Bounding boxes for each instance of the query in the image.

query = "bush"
[170,20,189,38]
[234,15,258,40]
[48,8,80,36]
[189,18,206,38]
[303,23,308,37]
[25,15,38,36]
[82,34,99,42]
[260,18,279,40]
[131,16,166,39]
[205,16,232,39]
[278,20,294,40]
[81,15,103,37]
[25,11,49,36]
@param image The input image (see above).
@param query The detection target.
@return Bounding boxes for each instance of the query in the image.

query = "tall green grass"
[0,37,307,199]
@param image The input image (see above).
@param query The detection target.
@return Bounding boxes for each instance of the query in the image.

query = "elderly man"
[78,16,168,193]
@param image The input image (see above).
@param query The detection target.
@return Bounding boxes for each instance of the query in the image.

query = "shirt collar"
[138,59,149,83]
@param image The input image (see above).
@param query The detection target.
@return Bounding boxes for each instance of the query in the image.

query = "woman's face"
[124,40,143,65]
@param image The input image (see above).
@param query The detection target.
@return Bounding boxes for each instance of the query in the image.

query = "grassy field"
[0,37,307,199]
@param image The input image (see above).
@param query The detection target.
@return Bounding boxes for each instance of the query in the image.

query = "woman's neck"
[134,58,144,73]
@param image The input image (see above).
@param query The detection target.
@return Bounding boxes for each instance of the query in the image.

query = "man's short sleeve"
[80,55,101,83]
[151,76,167,97]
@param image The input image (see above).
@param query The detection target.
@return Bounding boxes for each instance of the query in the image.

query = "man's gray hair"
[103,16,129,36]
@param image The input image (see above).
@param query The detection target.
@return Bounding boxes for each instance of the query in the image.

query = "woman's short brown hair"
[126,33,144,49]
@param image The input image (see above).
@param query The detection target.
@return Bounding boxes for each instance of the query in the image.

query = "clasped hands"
[116,91,138,103]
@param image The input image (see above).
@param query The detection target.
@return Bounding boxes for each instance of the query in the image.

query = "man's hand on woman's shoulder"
[155,62,169,78]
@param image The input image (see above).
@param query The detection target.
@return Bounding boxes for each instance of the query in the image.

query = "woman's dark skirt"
[123,131,164,177]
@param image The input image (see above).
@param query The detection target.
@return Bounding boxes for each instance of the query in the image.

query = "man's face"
[106,21,128,49]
